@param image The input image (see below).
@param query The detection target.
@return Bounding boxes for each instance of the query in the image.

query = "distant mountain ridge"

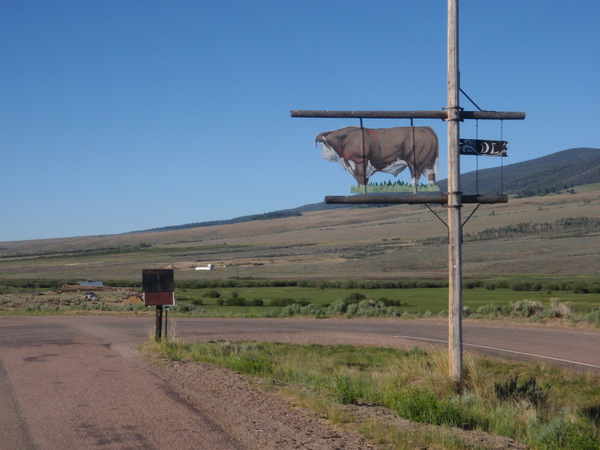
[132,147,600,233]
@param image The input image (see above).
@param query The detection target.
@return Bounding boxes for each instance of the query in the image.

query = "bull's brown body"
[316,126,439,186]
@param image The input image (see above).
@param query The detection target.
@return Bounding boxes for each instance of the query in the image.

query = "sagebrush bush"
[548,298,573,318]
[528,417,598,449]
[280,303,323,317]
[300,304,325,316]
[344,299,399,318]
[585,309,600,327]
[494,375,549,408]
[327,299,347,315]
[511,300,543,317]
[269,298,310,307]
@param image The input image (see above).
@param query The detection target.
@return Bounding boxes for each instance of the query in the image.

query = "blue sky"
[1,1,598,241]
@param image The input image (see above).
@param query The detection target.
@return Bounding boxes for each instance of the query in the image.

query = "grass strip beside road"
[146,340,600,449]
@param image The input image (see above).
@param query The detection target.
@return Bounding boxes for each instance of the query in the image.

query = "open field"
[1,185,600,282]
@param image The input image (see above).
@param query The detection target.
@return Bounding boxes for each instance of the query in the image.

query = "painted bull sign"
[315,126,439,186]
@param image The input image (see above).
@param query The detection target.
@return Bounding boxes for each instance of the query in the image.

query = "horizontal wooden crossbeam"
[324,194,508,205]
[291,110,525,121]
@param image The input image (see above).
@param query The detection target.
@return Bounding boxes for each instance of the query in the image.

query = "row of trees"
[464,217,600,241]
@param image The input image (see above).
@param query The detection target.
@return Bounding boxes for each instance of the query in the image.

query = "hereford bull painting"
[315,126,439,186]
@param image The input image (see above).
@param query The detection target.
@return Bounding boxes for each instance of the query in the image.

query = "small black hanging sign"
[459,139,507,157]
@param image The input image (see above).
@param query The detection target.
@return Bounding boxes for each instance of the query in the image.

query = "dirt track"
[1,316,598,448]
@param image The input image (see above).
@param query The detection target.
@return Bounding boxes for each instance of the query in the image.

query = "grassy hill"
[438,147,600,196]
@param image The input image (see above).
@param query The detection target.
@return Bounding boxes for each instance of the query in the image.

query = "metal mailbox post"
[143,269,175,341]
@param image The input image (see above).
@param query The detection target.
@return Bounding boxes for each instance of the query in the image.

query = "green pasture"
[176,285,600,314]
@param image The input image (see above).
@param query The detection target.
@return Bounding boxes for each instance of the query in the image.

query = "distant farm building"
[195,264,214,271]
[77,280,104,287]
[61,280,109,292]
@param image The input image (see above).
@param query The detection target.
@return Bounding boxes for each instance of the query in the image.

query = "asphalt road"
[1,316,599,449]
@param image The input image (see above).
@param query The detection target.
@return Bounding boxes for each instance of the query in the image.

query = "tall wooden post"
[447,0,463,381]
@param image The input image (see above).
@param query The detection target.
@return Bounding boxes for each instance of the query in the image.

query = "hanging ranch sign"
[315,126,439,186]
[459,139,507,157]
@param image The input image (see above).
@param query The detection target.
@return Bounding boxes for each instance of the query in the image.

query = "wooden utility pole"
[447,0,463,381]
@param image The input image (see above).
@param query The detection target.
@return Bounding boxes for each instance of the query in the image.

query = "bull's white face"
[320,141,377,179]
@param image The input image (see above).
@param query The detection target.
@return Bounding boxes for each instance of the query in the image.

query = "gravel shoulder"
[148,358,375,449]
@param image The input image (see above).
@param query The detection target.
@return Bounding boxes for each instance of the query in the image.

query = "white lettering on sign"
[459,139,507,157]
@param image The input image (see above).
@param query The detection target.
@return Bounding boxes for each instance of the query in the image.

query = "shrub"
[548,298,573,318]
[511,300,543,317]
[300,304,325,316]
[279,303,323,317]
[393,389,480,430]
[344,299,399,318]
[483,281,497,290]
[571,282,590,294]
[327,299,347,315]
[476,304,503,316]
[192,299,204,306]
[227,354,273,376]
[585,310,600,327]
[345,303,359,318]
[528,417,598,450]
[589,285,600,294]
[344,292,366,303]
[248,298,264,307]
[494,375,549,408]
[377,297,405,307]
[511,281,543,292]
[205,290,220,298]
[269,298,310,307]
[331,371,358,404]
[174,303,196,313]
[281,303,302,316]
[225,297,246,306]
